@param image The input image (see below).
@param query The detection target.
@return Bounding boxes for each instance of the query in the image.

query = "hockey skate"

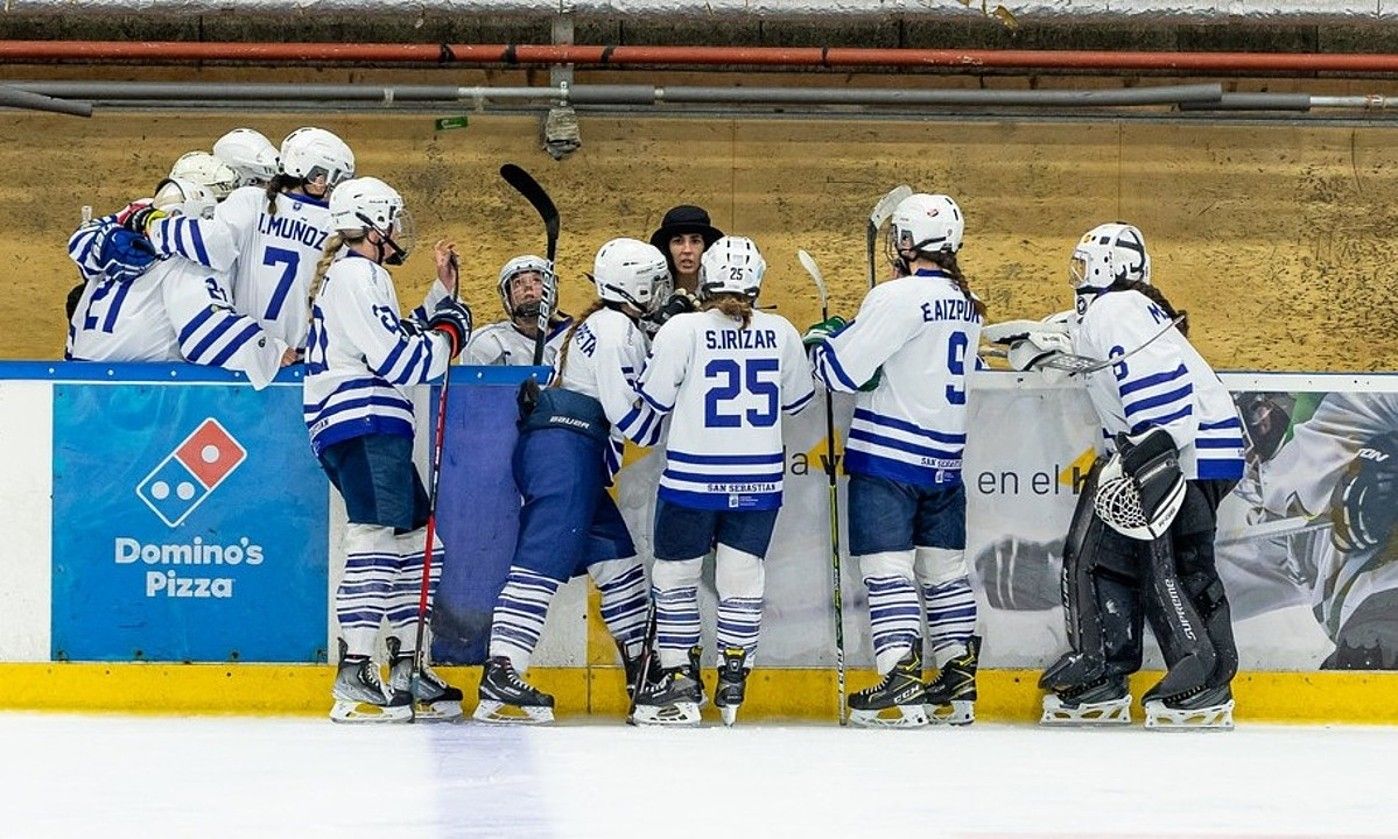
[689,645,708,708]
[1041,676,1132,726]
[848,649,929,728]
[386,638,464,722]
[923,636,979,726]
[473,657,555,724]
[714,647,750,727]
[1143,684,1235,731]
[630,665,702,727]
[330,646,411,724]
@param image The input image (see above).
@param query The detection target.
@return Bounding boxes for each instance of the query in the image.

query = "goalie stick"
[500,164,561,366]
[409,250,461,722]
[866,185,911,290]
[798,248,848,726]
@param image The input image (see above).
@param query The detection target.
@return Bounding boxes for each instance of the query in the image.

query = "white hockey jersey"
[145,186,333,349]
[463,317,571,367]
[555,307,664,475]
[303,253,453,456]
[66,229,288,390]
[810,268,982,487]
[638,308,813,511]
[1075,289,1244,481]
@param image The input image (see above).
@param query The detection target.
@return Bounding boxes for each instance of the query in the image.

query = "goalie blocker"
[1040,429,1239,730]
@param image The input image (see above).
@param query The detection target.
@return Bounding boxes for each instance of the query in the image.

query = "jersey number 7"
[261,246,300,320]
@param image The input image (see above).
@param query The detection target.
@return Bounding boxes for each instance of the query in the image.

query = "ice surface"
[1,712,1394,838]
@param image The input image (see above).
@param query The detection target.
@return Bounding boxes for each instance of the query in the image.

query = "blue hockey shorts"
[317,433,430,533]
[511,426,636,582]
[848,473,965,556]
[652,496,780,561]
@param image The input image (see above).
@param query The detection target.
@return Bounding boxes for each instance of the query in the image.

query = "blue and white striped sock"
[922,577,977,666]
[864,574,922,674]
[590,558,649,658]
[387,529,444,653]
[488,566,562,673]
[652,557,704,670]
[716,597,763,659]
[337,524,397,658]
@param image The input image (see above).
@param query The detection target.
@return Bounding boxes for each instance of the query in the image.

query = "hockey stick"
[984,315,1186,377]
[798,248,848,726]
[409,250,461,723]
[500,164,561,366]
[626,594,659,725]
[1216,514,1331,547]
[866,185,912,290]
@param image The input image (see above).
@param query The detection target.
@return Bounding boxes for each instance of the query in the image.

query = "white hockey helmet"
[887,193,964,264]
[498,254,554,318]
[151,176,217,220]
[279,126,355,192]
[168,151,239,201]
[699,235,766,301]
[212,128,279,187]
[328,176,414,264]
[590,238,668,312]
[1069,222,1151,292]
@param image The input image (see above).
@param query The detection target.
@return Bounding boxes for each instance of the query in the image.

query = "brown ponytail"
[1110,279,1190,338]
[264,174,302,216]
[702,292,753,329]
[928,251,987,320]
[551,300,608,386]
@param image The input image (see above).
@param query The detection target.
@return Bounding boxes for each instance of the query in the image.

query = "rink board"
[1,361,1397,721]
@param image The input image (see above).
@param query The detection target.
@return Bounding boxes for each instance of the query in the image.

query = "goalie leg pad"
[1142,532,1218,703]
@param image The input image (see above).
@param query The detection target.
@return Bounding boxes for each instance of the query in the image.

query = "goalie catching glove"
[982,316,1073,372]
[1093,428,1186,541]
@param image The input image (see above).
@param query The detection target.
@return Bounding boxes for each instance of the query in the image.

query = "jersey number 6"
[704,358,779,428]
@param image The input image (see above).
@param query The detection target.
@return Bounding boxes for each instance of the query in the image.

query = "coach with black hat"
[649,204,724,296]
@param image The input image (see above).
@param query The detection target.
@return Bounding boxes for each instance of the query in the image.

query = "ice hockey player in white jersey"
[131,126,355,350]
[804,192,984,728]
[212,128,280,189]
[474,238,667,724]
[1024,222,1243,729]
[462,254,572,366]
[630,236,814,727]
[65,178,292,389]
[302,177,473,723]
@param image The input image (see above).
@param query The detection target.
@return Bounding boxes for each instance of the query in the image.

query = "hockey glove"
[122,205,167,235]
[801,315,847,348]
[97,227,158,284]
[651,289,699,325]
[1330,432,1398,554]
[427,297,472,359]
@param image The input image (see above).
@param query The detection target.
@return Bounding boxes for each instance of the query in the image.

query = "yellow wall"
[6,108,1395,370]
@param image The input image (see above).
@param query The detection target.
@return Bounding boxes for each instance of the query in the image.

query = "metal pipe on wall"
[13,80,1225,108]
[9,41,1398,76]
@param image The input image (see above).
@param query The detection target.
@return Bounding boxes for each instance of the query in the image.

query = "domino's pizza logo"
[135,418,247,528]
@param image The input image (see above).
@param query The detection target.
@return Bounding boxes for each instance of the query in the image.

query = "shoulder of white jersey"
[324,254,384,292]
[1083,287,1153,322]
[470,320,515,341]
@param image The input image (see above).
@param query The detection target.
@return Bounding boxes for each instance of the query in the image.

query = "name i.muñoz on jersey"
[66,226,289,389]
[145,186,333,349]
[463,317,572,367]
[1075,289,1244,480]
[302,254,452,456]
[555,307,664,475]
[810,268,982,487]
[638,308,814,510]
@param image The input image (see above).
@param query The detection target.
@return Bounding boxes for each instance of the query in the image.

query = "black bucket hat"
[648,205,724,253]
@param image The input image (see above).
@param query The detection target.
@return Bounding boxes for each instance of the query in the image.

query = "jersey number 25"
[704,358,779,428]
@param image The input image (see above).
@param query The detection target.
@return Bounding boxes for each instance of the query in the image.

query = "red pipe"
[5,40,1398,74]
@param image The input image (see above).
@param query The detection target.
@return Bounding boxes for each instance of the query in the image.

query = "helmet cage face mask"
[497,256,555,319]
[361,206,413,266]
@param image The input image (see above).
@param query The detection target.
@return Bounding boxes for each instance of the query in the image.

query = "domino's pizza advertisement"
[50,383,329,662]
